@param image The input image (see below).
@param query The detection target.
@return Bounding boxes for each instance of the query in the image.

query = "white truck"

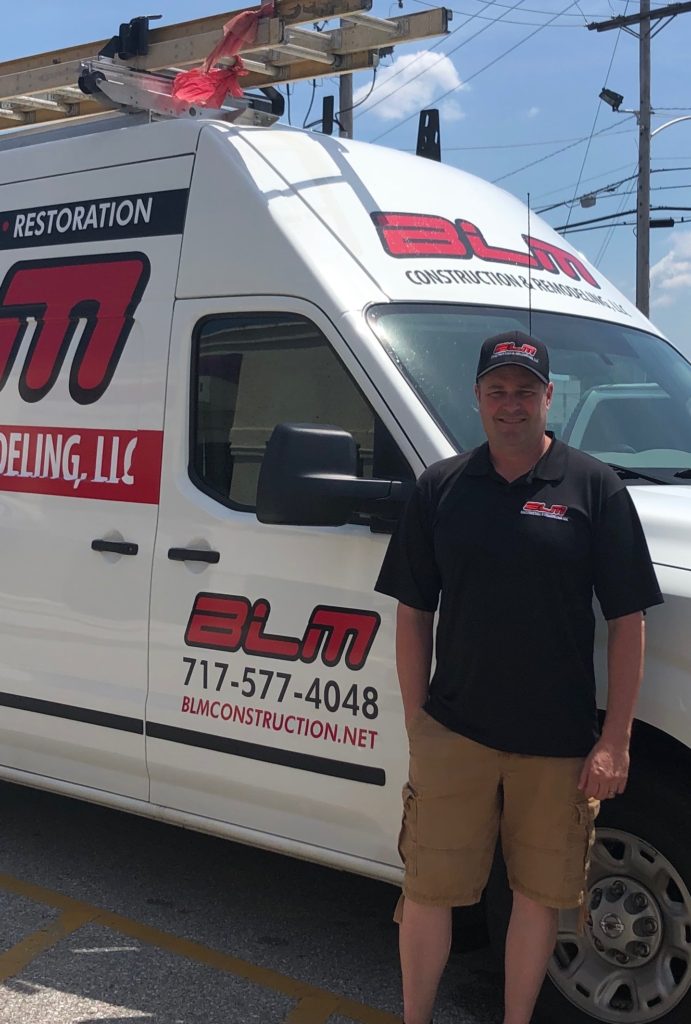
[0,21,689,1024]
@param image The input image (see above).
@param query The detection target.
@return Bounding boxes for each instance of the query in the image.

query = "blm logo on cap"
[476,331,550,384]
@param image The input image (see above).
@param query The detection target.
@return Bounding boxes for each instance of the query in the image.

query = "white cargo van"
[0,84,690,1024]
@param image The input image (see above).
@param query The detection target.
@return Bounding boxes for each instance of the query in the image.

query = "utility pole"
[339,17,353,138]
[636,0,651,315]
[588,0,691,317]
[339,71,353,138]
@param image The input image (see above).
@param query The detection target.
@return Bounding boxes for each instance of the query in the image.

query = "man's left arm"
[578,611,645,801]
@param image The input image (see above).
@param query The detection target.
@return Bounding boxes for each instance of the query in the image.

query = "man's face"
[474,365,553,451]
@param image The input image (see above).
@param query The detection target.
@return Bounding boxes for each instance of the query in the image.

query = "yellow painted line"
[0,872,400,1024]
[0,905,97,982]
[282,993,343,1023]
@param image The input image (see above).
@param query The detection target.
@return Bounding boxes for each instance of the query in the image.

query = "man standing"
[374,331,663,1024]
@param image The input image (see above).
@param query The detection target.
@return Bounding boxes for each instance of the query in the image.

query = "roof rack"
[0,3,450,131]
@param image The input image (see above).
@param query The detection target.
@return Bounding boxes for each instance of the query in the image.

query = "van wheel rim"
[547,828,691,1022]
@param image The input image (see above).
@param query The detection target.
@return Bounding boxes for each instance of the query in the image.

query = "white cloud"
[527,105,540,118]
[353,51,465,123]
[440,98,464,123]
[650,230,691,308]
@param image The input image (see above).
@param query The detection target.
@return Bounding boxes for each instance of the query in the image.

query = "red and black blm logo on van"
[185,594,381,672]
[0,189,188,405]
[370,211,600,289]
[0,253,150,405]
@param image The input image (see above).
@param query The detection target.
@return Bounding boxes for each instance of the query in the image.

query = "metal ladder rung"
[7,95,71,112]
[0,107,24,122]
[267,44,336,65]
[342,12,398,33]
[241,59,279,77]
[52,87,87,101]
[283,27,333,52]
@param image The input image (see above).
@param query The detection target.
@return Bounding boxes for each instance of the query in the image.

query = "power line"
[537,166,691,213]
[535,153,691,204]
[440,129,634,150]
[371,0,580,144]
[443,0,627,14]
[537,171,638,212]
[573,0,591,23]
[563,0,629,228]
[411,0,585,25]
[555,204,691,231]
[534,158,638,200]
[302,79,317,129]
[561,214,691,234]
[595,162,637,263]
[565,222,639,232]
[561,216,691,233]
[614,181,691,193]
[336,68,378,119]
[534,151,691,202]
[491,115,635,184]
[397,128,635,152]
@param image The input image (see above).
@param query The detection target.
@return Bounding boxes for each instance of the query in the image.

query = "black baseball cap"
[476,331,550,384]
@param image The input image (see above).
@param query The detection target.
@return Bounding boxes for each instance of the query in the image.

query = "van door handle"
[167,547,220,564]
[91,539,139,556]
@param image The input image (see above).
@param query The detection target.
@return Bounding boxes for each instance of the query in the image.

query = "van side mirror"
[256,423,412,526]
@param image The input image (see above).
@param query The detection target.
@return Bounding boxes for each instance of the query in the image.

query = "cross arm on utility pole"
[587,0,691,31]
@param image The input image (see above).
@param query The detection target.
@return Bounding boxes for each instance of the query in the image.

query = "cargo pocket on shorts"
[398,783,418,878]
[564,798,598,894]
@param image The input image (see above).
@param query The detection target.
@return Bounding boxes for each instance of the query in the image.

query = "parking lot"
[0,782,503,1024]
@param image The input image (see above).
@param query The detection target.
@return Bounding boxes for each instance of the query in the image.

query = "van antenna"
[527,192,532,335]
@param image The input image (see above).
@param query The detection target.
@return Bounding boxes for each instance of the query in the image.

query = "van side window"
[191,312,411,511]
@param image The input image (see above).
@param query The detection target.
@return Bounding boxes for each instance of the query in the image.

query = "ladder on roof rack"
[0,2,450,131]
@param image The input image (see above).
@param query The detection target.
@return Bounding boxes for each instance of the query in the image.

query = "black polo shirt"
[375,437,663,757]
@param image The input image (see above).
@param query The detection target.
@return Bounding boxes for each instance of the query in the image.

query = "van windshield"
[367,304,691,483]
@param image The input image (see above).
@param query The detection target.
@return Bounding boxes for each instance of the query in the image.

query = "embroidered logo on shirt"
[521,501,569,521]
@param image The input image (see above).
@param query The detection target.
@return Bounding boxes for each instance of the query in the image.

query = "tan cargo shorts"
[396,709,599,914]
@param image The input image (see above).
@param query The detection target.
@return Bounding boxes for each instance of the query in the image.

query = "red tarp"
[172,0,275,106]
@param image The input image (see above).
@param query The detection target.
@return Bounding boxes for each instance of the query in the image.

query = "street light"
[599,90,691,316]
[651,115,691,139]
[599,88,624,112]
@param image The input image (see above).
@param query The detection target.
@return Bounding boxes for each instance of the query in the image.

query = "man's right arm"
[396,602,434,728]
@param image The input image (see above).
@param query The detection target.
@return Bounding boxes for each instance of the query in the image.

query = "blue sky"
[3,1,691,354]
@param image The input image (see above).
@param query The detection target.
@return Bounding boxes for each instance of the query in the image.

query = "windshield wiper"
[606,463,668,485]
[674,468,691,479]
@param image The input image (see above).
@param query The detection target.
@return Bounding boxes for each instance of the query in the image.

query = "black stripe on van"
[0,691,143,733]
[0,189,189,250]
[146,721,386,787]
[0,692,385,786]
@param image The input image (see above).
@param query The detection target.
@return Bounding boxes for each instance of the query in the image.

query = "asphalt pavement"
[0,780,503,1024]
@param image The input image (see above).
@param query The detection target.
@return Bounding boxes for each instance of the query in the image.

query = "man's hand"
[578,738,630,800]
[396,604,434,731]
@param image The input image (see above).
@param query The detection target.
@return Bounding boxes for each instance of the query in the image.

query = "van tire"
[486,766,691,1024]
